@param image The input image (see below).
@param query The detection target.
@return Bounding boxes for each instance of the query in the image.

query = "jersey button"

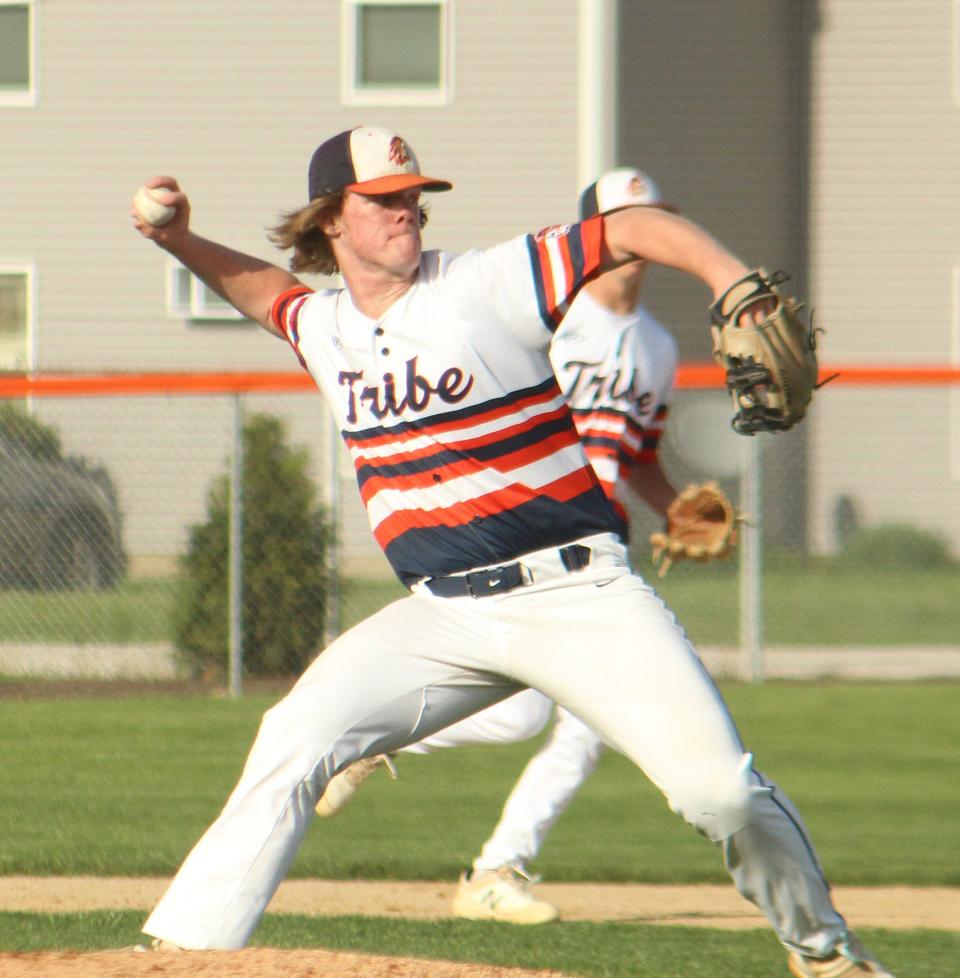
[374,327,385,336]
[381,347,390,355]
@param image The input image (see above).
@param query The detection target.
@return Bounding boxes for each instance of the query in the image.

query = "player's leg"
[451,707,604,924]
[315,688,553,818]
[501,567,849,960]
[471,706,604,873]
[142,593,521,950]
[402,687,554,753]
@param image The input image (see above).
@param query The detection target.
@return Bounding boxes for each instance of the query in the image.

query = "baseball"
[133,185,177,227]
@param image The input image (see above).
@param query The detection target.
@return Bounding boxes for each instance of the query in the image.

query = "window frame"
[166,262,250,324]
[0,0,37,107]
[341,0,453,107]
[0,261,35,372]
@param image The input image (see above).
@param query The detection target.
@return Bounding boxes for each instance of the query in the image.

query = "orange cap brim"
[345,173,453,195]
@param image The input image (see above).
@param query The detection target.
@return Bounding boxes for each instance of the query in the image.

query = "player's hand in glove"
[649,481,742,578]
[709,268,822,435]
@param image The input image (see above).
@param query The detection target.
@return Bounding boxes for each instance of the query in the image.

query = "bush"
[832,523,958,570]
[174,413,336,678]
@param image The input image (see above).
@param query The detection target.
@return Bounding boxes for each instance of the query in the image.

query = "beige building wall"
[0,0,583,569]
[808,0,960,553]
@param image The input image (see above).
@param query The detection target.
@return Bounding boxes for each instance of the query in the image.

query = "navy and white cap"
[307,126,453,200]
[578,167,677,220]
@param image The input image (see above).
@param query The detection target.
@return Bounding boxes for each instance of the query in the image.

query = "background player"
[316,167,687,926]
[130,127,895,978]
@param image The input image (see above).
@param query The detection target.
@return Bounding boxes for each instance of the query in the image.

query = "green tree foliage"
[175,413,336,677]
[0,403,63,460]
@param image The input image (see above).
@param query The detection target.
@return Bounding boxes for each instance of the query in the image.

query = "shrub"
[832,523,958,570]
[174,413,336,678]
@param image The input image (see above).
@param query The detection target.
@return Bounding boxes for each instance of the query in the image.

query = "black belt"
[423,543,592,599]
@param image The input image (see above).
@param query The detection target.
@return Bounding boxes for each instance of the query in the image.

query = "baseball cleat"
[314,753,398,817]
[133,938,184,952]
[787,932,896,978]
[451,864,559,925]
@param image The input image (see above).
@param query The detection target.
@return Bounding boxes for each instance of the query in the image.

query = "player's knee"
[668,752,771,842]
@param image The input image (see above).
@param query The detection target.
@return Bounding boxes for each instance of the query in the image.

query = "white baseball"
[133,186,177,227]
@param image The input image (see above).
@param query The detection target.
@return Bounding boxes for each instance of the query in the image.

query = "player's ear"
[319,213,341,237]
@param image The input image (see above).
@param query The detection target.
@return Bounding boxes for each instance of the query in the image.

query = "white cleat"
[451,864,559,925]
[133,938,184,952]
[314,753,398,817]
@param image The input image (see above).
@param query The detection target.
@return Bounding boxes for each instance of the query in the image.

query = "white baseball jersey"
[271,218,620,587]
[549,290,678,534]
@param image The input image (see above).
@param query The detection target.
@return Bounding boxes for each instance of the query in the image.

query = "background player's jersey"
[550,290,678,535]
[272,219,620,586]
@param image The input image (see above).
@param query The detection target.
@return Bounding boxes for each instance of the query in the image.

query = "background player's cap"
[308,126,453,199]
[578,167,677,219]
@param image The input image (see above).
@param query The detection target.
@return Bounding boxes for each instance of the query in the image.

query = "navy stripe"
[383,486,620,587]
[345,374,560,444]
[525,234,554,331]
[567,223,586,287]
[641,434,659,451]
[355,411,579,489]
[579,433,621,454]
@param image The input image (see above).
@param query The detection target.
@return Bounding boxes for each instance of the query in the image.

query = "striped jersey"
[549,290,677,534]
[271,218,619,587]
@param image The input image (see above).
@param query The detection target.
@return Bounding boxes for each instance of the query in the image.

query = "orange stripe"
[346,385,564,453]
[0,371,317,399]
[674,363,960,388]
[372,466,599,549]
[358,426,582,504]
[3,363,959,401]
[536,236,559,324]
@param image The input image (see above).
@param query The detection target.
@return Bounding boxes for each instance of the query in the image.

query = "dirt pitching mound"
[0,948,572,978]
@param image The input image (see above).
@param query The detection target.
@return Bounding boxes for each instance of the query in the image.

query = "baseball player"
[315,167,684,926]
[131,127,894,978]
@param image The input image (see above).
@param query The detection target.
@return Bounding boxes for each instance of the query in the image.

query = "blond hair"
[268,193,431,276]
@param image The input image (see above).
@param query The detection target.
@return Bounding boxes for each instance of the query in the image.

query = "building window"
[167,263,248,322]
[343,0,451,106]
[0,1,35,106]
[0,266,31,371]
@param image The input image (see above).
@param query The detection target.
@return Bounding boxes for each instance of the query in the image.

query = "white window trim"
[341,0,453,107]
[0,0,37,107]
[0,260,36,371]
[166,261,248,323]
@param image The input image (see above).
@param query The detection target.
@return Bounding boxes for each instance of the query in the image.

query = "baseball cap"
[578,167,677,219]
[307,126,453,200]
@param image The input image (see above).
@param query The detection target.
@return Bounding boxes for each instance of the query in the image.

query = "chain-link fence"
[0,370,957,690]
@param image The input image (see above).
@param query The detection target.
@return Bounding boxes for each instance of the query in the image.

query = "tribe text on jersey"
[271,221,620,586]
[549,293,678,529]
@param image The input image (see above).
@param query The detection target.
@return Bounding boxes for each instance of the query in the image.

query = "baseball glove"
[649,481,741,578]
[709,268,821,435]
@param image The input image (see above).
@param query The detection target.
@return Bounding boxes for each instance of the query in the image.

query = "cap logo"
[627,176,646,197]
[388,137,411,167]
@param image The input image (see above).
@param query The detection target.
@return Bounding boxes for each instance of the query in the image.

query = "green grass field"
[0,681,957,974]
[0,563,957,646]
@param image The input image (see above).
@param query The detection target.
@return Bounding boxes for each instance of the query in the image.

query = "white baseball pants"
[143,532,847,957]
[402,690,605,874]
